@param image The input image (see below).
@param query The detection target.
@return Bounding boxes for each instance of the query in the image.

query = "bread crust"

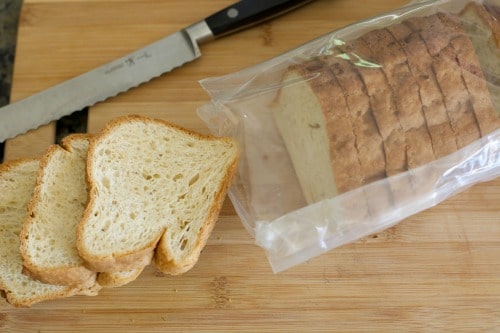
[319,56,389,217]
[392,22,459,158]
[408,14,482,148]
[0,157,38,173]
[77,114,239,275]
[78,227,158,273]
[322,56,386,184]
[154,154,238,275]
[96,257,151,287]
[342,37,407,178]
[357,28,423,205]
[336,37,412,208]
[364,27,436,169]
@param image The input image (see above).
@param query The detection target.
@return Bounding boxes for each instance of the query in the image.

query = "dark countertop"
[0,0,21,108]
[0,0,22,161]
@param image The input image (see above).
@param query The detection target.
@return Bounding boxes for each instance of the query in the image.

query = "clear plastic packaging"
[198,0,500,272]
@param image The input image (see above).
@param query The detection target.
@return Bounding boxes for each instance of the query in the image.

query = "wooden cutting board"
[1,0,499,331]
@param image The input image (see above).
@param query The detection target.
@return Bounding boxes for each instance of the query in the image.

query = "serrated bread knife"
[0,0,314,142]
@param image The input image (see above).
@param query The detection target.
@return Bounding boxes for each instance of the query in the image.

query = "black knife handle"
[205,0,314,38]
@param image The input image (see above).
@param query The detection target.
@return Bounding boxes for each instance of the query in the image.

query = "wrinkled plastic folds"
[198,0,500,272]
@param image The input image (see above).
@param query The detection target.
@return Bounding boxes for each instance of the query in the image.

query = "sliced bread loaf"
[20,134,150,289]
[272,4,499,204]
[77,115,239,275]
[0,159,96,307]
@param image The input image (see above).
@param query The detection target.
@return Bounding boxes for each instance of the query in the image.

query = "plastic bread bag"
[197,0,500,273]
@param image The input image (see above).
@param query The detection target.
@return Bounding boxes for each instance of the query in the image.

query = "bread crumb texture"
[24,138,89,268]
[79,116,239,274]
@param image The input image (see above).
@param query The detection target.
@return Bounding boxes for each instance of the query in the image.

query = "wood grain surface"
[1,0,499,332]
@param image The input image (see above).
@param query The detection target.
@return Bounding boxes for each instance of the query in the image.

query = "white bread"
[0,159,97,307]
[77,115,239,275]
[272,5,499,205]
[20,134,149,289]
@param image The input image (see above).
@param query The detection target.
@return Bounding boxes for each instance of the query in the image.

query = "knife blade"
[0,0,314,143]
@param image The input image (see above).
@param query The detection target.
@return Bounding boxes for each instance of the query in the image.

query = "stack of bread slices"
[272,1,499,204]
[0,115,239,307]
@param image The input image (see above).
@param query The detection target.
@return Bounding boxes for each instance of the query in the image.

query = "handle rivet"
[227,8,239,19]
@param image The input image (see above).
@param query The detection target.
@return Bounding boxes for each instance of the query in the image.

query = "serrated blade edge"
[0,30,200,142]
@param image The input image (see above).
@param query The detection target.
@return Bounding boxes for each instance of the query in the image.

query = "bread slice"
[20,134,150,289]
[77,115,239,275]
[0,159,96,307]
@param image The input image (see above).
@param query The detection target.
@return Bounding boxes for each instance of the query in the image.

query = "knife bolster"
[186,21,215,46]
